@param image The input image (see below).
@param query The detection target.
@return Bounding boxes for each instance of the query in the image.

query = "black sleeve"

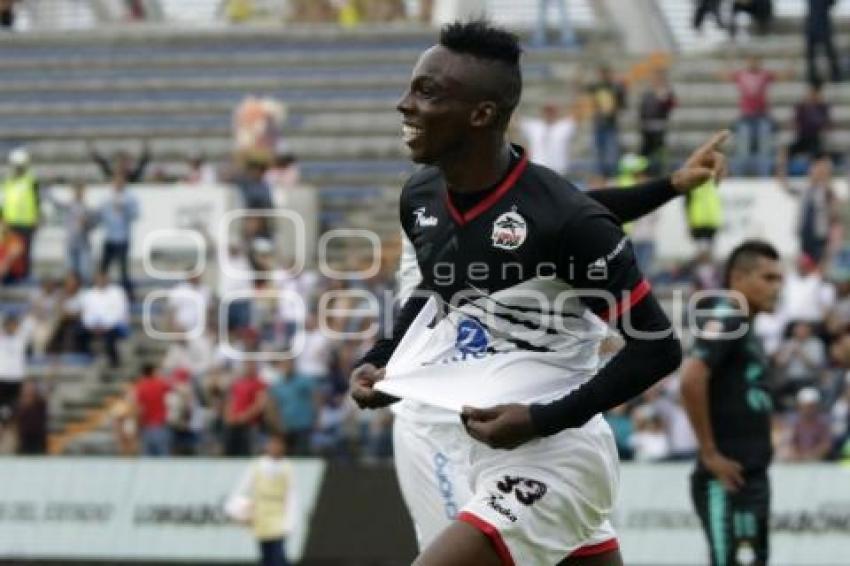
[357,176,427,368]
[586,177,676,224]
[357,291,429,368]
[529,208,682,436]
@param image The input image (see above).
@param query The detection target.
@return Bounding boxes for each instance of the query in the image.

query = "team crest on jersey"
[491,208,527,250]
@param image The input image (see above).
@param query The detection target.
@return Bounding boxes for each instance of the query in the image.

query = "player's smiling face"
[396,46,484,165]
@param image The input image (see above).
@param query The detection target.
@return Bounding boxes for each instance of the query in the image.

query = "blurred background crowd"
[0,0,848,473]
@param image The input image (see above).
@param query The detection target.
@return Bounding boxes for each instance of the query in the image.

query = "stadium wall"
[654,178,848,261]
[2,459,850,565]
[36,184,319,266]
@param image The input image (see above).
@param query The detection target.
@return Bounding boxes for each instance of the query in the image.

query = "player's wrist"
[699,446,720,460]
[528,400,589,437]
[669,171,692,193]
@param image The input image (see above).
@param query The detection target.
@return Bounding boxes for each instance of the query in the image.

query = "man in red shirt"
[0,216,25,285]
[224,360,268,456]
[132,362,171,456]
[721,57,792,176]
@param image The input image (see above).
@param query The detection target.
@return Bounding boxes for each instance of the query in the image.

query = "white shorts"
[393,414,620,563]
[393,416,473,548]
[458,414,620,565]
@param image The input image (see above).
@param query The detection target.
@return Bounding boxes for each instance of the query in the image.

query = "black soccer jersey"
[362,145,682,435]
[691,297,773,472]
[398,147,648,318]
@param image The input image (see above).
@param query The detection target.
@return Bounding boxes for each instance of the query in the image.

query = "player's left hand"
[671,129,730,193]
[461,404,536,449]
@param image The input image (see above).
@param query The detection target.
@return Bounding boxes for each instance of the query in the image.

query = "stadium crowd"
[0,0,848,470]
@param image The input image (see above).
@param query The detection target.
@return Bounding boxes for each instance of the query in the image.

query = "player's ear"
[470,101,498,128]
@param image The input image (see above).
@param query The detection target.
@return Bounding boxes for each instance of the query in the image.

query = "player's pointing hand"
[671,129,730,193]
[461,404,536,449]
[350,363,397,409]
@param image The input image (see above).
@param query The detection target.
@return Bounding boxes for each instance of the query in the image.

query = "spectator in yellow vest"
[226,432,299,566]
[226,0,254,23]
[2,148,40,279]
[685,178,723,257]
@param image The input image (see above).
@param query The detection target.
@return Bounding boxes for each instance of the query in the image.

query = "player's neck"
[728,290,757,320]
[441,141,512,194]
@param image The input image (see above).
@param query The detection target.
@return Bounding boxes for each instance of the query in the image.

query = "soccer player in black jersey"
[350,21,728,566]
[681,240,783,566]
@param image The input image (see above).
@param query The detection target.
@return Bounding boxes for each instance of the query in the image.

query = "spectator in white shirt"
[167,274,212,335]
[775,321,827,407]
[184,151,218,185]
[295,313,333,385]
[630,404,671,462]
[755,310,786,357]
[162,329,215,380]
[0,314,34,443]
[654,376,699,460]
[779,254,835,325]
[519,103,577,176]
[80,270,129,367]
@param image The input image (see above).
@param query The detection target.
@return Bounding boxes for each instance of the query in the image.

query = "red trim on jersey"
[445,194,465,225]
[599,278,651,321]
[444,152,529,226]
[457,511,515,566]
[569,538,620,557]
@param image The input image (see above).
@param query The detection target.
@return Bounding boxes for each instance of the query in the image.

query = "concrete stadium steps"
[16,161,414,189]
[28,360,122,452]
[318,185,399,239]
[41,358,137,454]
[0,24,606,150]
[668,44,850,80]
[0,27,603,76]
[23,133,407,158]
[0,98,400,117]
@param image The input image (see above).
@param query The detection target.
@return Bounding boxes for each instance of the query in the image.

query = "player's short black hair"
[439,20,523,125]
[439,20,521,66]
[724,239,780,287]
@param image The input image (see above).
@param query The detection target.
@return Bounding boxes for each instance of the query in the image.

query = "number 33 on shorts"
[496,476,548,506]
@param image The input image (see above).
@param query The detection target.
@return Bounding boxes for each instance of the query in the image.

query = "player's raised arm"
[587,130,729,223]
